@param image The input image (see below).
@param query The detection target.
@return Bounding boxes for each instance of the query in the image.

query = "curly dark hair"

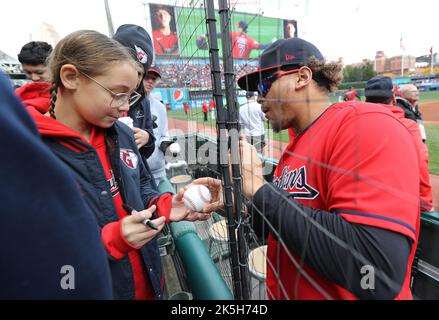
[304,57,343,93]
[280,57,343,93]
[17,41,53,65]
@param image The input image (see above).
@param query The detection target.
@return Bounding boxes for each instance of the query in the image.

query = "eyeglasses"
[79,71,141,108]
[257,68,300,97]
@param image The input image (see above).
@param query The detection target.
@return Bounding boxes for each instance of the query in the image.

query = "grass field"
[426,124,439,175]
[418,91,439,103]
[330,90,439,104]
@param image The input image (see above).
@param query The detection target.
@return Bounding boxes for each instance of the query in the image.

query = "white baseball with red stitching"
[183,185,212,212]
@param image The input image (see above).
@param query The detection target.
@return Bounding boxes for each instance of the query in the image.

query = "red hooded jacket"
[26,106,172,300]
[15,82,51,114]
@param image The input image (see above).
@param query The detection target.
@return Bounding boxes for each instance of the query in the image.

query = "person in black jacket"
[0,71,112,299]
[395,84,427,142]
[113,24,159,188]
[27,30,210,300]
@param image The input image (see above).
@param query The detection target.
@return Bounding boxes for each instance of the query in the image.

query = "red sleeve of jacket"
[419,142,433,211]
[149,193,173,224]
[101,220,139,259]
[15,82,51,114]
[405,119,433,212]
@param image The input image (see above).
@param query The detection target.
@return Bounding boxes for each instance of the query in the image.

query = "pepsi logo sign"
[173,89,184,102]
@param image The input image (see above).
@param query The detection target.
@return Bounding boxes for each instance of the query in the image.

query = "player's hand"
[239,136,266,198]
[187,177,224,214]
[121,205,166,248]
[170,188,212,222]
[132,127,150,149]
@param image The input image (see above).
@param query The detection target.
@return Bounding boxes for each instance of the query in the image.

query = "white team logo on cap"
[134,45,148,64]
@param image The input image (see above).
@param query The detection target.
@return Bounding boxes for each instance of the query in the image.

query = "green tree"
[343,62,377,83]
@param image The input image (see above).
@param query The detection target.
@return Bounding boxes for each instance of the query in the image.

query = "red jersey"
[230,32,259,59]
[267,102,420,300]
[152,30,178,55]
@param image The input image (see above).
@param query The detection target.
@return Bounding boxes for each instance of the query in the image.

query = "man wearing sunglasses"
[237,37,420,300]
[195,38,420,300]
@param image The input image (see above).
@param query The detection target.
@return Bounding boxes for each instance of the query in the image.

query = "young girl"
[26,30,210,300]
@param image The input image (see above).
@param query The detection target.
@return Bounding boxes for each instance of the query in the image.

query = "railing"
[158,177,233,300]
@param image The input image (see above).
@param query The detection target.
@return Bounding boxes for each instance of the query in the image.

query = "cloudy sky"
[1,0,438,64]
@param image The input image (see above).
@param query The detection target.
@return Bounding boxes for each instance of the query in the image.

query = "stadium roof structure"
[0,49,22,75]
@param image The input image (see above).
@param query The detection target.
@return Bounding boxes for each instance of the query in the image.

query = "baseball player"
[196,21,272,59]
[230,21,263,59]
[202,101,209,122]
[343,86,361,102]
[192,38,420,300]
[152,5,179,55]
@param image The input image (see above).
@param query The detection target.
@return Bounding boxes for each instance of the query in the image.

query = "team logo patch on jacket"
[120,149,139,170]
[134,45,148,64]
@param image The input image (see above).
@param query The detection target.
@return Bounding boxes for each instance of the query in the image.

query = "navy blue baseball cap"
[365,76,394,99]
[237,38,324,91]
[113,24,153,75]
[237,21,248,32]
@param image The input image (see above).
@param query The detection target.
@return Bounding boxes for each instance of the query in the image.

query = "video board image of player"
[283,19,298,38]
[150,3,179,56]
[196,20,276,59]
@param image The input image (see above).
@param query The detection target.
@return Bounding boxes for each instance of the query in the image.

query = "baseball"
[118,116,134,128]
[169,142,181,155]
[183,185,212,212]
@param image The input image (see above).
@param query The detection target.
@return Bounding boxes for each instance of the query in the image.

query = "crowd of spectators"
[155,59,258,88]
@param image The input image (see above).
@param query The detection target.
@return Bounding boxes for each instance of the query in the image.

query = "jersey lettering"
[273,165,319,199]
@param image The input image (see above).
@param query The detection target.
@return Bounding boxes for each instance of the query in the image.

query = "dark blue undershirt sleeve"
[250,183,412,300]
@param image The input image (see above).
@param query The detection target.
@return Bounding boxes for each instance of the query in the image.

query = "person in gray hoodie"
[143,67,173,187]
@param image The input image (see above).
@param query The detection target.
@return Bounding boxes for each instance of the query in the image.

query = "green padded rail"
[170,221,233,300]
[421,211,439,228]
[158,178,233,300]
[158,178,176,194]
